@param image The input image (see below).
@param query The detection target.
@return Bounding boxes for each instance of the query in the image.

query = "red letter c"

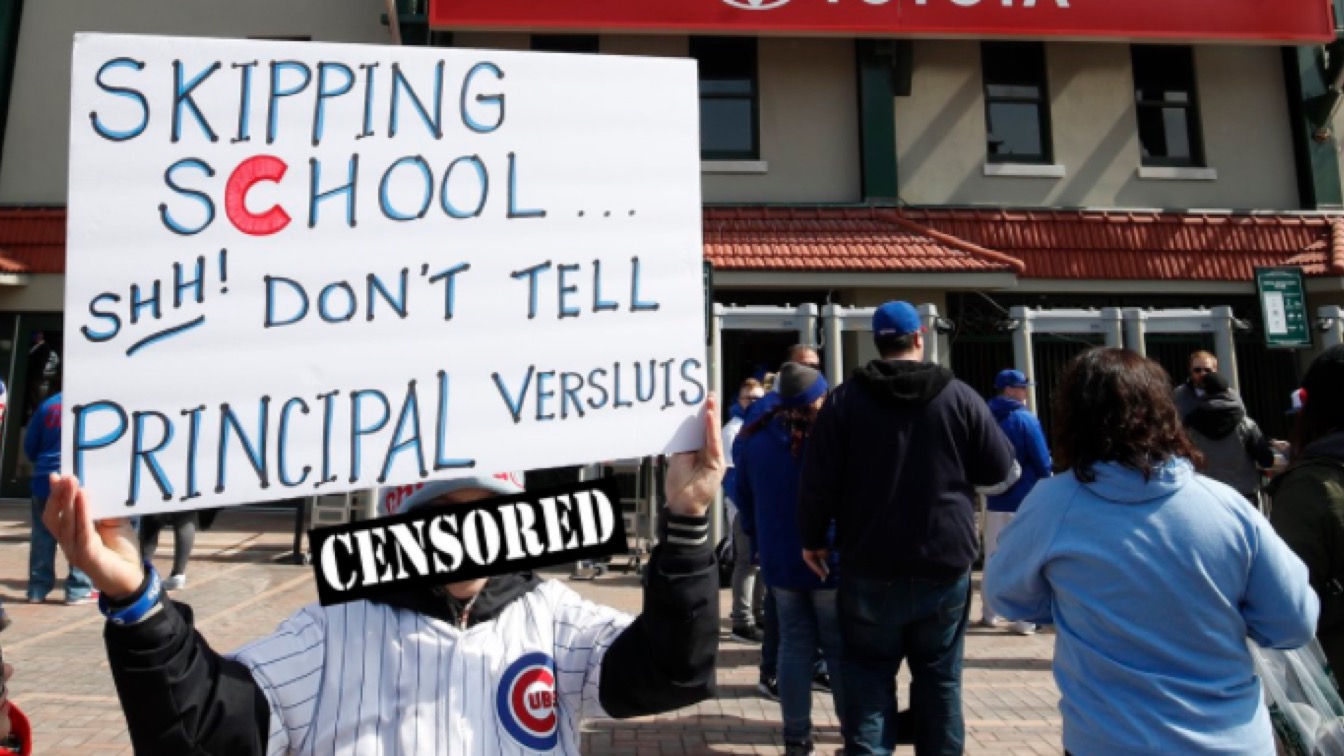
[226,155,292,236]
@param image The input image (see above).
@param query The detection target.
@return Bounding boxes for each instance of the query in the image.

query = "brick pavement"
[0,506,1062,755]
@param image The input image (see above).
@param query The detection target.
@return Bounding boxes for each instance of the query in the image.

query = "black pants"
[140,512,198,577]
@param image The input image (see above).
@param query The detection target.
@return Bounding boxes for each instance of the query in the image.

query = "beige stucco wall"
[597,35,862,205]
[0,0,389,204]
[897,41,1299,210]
[702,38,860,205]
[3,18,864,206]
[0,276,65,313]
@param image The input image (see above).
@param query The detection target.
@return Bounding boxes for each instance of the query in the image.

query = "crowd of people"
[0,299,1342,755]
[723,300,1344,755]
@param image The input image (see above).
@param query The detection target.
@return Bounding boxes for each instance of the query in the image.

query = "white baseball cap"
[394,473,526,514]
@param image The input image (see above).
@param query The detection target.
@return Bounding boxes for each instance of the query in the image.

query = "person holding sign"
[42,397,725,755]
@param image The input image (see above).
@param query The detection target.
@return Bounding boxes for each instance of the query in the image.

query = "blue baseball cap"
[995,369,1034,391]
[872,301,923,338]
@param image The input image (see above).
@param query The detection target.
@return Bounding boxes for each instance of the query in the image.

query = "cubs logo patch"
[497,652,560,751]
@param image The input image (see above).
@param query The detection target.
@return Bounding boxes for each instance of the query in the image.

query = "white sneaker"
[1011,621,1036,636]
[979,617,1001,628]
[164,574,187,591]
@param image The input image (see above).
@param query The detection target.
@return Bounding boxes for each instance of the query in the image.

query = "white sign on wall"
[64,34,706,518]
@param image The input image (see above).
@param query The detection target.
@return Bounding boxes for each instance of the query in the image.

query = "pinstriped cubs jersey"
[228,580,630,755]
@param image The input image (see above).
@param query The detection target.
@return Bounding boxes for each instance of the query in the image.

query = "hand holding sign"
[665,393,725,519]
[42,475,145,600]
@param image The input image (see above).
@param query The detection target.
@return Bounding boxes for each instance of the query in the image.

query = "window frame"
[1130,44,1206,169]
[981,42,1053,166]
[691,37,761,162]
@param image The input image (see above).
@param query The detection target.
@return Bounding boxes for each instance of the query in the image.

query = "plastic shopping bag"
[1251,639,1344,756]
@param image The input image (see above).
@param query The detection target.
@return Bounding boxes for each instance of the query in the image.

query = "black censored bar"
[309,477,627,606]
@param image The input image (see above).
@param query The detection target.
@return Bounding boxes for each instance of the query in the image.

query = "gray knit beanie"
[777,362,829,407]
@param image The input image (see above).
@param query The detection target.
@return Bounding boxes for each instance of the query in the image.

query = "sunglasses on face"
[1192,367,1213,375]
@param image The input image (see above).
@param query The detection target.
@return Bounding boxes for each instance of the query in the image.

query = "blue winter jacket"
[985,458,1318,756]
[986,396,1052,513]
[729,391,782,503]
[25,392,62,500]
[735,414,839,591]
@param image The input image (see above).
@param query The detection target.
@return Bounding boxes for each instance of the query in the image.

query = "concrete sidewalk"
[0,506,1061,754]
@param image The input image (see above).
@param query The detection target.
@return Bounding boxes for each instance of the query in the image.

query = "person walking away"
[138,513,198,591]
[737,345,824,692]
[984,348,1317,756]
[43,398,727,755]
[725,378,767,642]
[1267,344,1344,674]
[737,364,844,756]
[799,301,1016,755]
[982,370,1052,635]
[1183,371,1275,506]
[23,382,96,606]
[1173,349,1224,419]
[741,345,822,430]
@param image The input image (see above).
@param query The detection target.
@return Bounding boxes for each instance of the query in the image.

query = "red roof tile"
[904,208,1344,281]
[1284,219,1344,276]
[6,206,1343,282]
[0,207,64,274]
[704,207,1025,274]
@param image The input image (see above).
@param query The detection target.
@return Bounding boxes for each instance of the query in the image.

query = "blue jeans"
[838,572,971,756]
[29,497,94,601]
[775,588,846,743]
[761,587,778,679]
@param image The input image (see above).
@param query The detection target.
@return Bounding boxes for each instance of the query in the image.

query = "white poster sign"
[65,34,706,518]
[1264,292,1289,336]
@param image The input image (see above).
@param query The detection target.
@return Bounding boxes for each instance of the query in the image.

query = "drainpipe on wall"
[0,0,26,163]
[382,0,431,47]
[855,40,903,204]
[384,0,403,45]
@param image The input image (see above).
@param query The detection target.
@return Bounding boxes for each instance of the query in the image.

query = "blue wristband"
[99,565,163,626]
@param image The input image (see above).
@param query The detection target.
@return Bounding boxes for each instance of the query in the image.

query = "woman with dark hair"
[736,363,843,756]
[1268,344,1344,673]
[984,348,1317,756]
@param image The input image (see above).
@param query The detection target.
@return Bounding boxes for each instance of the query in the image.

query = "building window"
[981,42,1052,164]
[531,35,599,54]
[1131,45,1204,167]
[691,37,759,161]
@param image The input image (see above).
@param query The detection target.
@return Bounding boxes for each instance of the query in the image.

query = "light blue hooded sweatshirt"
[985,458,1318,756]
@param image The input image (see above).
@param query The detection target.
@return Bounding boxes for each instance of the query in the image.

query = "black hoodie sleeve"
[798,389,845,552]
[598,513,719,718]
[1243,419,1276,469]
[957,383,1016,488]
[104,598,271,755]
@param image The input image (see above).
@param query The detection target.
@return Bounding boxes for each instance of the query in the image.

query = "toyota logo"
[722,0,791,9]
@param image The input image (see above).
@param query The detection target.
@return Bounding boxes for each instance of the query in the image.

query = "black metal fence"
[946,292,1302,448]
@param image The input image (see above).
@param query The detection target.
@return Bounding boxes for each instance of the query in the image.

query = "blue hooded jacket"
[985,459,1318,756]
[25,392,62,500]
[729,391,782,502]
[986,395,1052,512]
[735,413,839,591]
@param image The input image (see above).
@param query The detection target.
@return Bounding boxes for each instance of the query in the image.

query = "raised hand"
[41,475,144,600]
[664,393,726,518]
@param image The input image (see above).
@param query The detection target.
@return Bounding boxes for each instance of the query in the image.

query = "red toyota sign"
[430,0,1333,43]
